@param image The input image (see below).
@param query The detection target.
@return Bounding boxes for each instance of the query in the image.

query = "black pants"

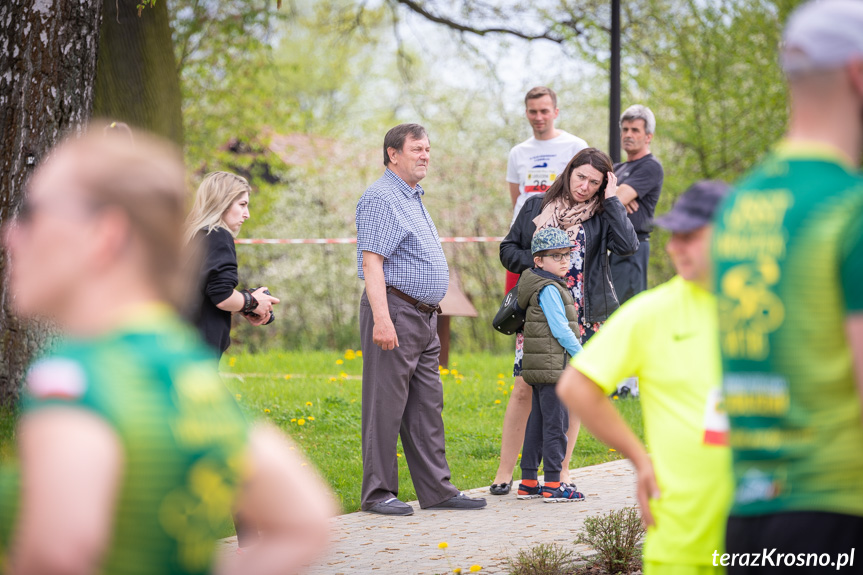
[609,238,650,305]
[726,512,863,573]
[520,383,568,483]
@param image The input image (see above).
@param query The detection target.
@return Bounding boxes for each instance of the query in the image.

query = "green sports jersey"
[713,140,863,517]
[0,305,248,574]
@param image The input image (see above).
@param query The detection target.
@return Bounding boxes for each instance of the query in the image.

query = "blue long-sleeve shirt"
[538,285,583,357]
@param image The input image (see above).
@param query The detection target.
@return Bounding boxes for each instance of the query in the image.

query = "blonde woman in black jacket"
[490,148,638,495]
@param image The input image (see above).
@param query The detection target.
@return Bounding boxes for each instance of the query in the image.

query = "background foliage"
[169,0,801,354]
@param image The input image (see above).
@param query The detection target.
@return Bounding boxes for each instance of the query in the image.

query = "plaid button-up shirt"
[356,169,449,306]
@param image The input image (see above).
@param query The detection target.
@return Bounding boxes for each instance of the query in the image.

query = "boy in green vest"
[515,227,586,502]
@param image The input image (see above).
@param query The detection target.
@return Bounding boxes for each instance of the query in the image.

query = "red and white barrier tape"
[235,236,505,245]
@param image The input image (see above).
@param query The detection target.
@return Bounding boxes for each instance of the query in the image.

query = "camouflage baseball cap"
[531,227,573,254]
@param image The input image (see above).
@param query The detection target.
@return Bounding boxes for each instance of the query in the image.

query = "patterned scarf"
[532,195,601,244]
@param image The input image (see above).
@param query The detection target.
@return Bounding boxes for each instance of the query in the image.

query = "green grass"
[221,350,644,513]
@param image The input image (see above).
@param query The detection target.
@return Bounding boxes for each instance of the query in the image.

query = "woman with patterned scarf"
[490,147,639,495]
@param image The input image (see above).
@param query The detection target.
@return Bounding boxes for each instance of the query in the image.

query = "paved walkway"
[218,459,638,574]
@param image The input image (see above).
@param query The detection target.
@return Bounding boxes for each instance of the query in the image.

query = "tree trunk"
[0,0,104,406]
[93,0,183,145]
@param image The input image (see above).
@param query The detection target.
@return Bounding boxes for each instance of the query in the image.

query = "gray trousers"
[609,238,650,305]
[359,290,459,510]
[520,383,569,483]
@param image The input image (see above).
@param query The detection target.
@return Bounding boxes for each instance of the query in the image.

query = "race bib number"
[525,167,556,193]
[703,387,730,446]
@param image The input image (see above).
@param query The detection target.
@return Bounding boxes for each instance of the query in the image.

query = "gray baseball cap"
[654,180,730,233]
[782,0,863,75]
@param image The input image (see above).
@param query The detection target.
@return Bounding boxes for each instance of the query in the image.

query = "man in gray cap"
[557,181,734,574]
[712,0,863,569]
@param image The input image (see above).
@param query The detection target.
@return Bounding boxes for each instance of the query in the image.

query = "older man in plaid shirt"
[356,124,487,516]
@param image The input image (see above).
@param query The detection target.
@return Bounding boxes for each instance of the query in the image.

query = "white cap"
[782,0,863,75]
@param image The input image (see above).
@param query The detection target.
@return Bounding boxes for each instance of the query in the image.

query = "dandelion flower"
[290,418,296,423]
[356,350,362,357]
[609,448,617,452]
[454,569,462,574]
[297,419,306,426]
[340,372,347,378]
[613,395,619,400]
[494,400,501,404]
[470,565,482,572]
[496,380,505,386]
[440,368,450,375]
[306,401,313,407]
[308,416,315,421]
[438,542,448,549]
[497,373,505,379]
[264,408,270,413]
[228,357,237,367]
[284,374,292,380]
[397,453,402,458]
[329,377,337,382]
[345,349,356,360]
[503,390,508,396]
[235,394,242,400]
[336,359,344,365]
[510,385,514,391]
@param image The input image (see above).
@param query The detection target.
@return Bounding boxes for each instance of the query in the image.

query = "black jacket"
[190,227,238,356]
[500,194,639,324]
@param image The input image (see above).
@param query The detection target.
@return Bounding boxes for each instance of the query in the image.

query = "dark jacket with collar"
[190,227,238,356]
[500,194,639,324]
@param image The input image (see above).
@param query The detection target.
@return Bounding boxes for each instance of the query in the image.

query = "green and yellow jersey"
[0,305,248,574]
[713,141,863,517]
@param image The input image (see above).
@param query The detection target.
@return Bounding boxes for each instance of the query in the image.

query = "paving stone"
[219,459,637,574]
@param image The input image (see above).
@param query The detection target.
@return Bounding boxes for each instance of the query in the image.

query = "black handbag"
[492,284,525,335]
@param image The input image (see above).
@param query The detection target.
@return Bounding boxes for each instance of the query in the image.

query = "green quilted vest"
[517,269,579,385]
[518,269,578,385]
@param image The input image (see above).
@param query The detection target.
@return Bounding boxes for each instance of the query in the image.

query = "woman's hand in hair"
[604,171,619,200]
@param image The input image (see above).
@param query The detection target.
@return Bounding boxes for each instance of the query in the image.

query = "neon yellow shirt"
[572,276,733,566]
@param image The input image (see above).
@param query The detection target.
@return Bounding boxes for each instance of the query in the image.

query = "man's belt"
[386,286,441,314]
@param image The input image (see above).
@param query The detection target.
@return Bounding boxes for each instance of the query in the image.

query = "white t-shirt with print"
[506,130,588,226]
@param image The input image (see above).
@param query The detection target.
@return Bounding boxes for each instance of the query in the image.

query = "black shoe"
[366,497,414,516]
[489,479,513,496]
[428,492,487,510]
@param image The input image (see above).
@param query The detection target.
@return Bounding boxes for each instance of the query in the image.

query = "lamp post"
[609,0,621,163]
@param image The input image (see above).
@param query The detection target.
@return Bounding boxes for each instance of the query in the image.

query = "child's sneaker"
[516,482,543,500]
[541,484,585,503]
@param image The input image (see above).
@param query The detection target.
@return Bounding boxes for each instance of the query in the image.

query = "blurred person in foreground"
[0,127,335,575]
[558,181,733,575]
[711,0,863,569]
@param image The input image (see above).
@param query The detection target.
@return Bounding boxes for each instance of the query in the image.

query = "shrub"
[506,542,578,575]
[576,507,645,574]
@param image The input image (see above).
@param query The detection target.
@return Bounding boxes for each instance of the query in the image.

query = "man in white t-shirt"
[505,87,588,293]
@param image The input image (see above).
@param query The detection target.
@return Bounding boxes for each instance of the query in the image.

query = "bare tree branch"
[389,0,573,42]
